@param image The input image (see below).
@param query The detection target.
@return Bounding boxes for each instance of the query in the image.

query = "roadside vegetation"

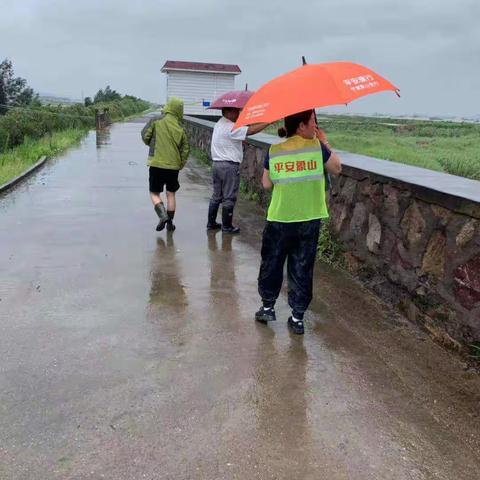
[0,129,86,185]
[0,58,150,184]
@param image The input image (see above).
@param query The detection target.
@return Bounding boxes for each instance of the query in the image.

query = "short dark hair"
[278,109,315,138]
[222,107,240,117]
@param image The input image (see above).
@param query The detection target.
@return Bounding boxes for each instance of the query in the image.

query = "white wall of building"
[165,71,236,116]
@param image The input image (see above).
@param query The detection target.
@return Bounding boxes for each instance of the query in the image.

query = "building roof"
[161,60,241,75]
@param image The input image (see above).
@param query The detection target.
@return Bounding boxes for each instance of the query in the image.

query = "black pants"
[258,220,321,319]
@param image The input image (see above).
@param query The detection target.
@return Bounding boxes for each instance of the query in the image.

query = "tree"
[0,77,7,115]
[93,85,122,104]
[84,96,93,107]
[0,59,35,112]
[103,85,121,102]
[93,88,104,104]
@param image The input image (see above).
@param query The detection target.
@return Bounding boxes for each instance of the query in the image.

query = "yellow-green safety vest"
[267,135,329,223]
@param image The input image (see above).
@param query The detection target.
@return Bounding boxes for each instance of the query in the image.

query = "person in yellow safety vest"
[255,109,342,334]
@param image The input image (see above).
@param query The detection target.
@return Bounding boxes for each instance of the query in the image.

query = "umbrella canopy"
[234,62,399,128]
[208,90,254,110]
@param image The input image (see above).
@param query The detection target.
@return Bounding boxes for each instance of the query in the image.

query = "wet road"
[1,119,480,480]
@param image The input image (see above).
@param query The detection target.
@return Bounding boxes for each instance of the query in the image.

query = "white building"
[161,60,241,116]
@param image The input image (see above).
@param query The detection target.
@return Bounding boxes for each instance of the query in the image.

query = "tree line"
[0,58,150,152]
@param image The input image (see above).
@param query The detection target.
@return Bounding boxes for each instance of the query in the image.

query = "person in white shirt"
[207,108,268,233]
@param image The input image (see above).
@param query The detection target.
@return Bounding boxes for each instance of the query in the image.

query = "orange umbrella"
[234,61,399,128]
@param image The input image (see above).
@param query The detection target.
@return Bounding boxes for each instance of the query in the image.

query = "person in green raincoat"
[141,97,190,232]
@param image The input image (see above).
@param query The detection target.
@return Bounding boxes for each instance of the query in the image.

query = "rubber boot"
[154,202,168,232]
[166,210,176,232]
[222,206,240,234]
[207,203,222,230]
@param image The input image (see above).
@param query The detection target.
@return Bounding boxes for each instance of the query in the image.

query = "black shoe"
[255,306,276,324]
[287,317,305,335]
[207,203,222,230]
[222,206,240,234]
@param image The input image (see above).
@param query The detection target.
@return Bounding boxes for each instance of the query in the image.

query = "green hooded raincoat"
[141,97,190,170]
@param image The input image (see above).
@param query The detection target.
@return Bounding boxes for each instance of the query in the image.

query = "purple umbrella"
[208,89,254,110]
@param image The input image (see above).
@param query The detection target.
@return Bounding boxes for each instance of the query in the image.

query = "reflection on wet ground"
[96,127,111,148]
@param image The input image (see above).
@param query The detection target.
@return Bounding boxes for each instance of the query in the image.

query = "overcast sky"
[2,0,479,117]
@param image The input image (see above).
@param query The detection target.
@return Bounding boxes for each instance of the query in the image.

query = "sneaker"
[255,306,276,324]
[287,316,304,335]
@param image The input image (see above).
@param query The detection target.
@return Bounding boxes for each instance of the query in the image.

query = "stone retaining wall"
[184,116,480,347]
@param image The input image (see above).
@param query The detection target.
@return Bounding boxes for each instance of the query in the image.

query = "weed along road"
[1,117,480,480]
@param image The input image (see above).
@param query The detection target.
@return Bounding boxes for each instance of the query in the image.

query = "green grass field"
[0,129,87,185]
[267,115,480,181]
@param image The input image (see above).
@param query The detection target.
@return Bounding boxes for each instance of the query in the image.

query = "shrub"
[0,97,150,153]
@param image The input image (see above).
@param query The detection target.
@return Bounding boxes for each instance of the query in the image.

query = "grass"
[0,128,87,185]
[469,343,480,359]
[190,146,212,169]
[317,218,345,267]
[267,115,480,181]
[239,179,261,203]
[121,106,158,122]
[0,104,153,186]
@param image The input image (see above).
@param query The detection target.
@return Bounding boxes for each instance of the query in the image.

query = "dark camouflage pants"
[258,219,322,319]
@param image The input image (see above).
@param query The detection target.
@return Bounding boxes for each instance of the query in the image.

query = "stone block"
[329,176,342,197]
[330,202,349,235]
[366,214,382,253]
[456,219,478,248]
[388,240,419,291]
[401,201,426,248]
[339,177,357,205]
[431,205,452,227]
[421,231,446,280]
[350,202,367,237]
[383,184,401,219]
[360,180,383,203]
[454,254,480,310]
[380,227,397,262]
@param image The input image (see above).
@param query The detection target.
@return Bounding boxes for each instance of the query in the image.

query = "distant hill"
[38,93,82,105]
